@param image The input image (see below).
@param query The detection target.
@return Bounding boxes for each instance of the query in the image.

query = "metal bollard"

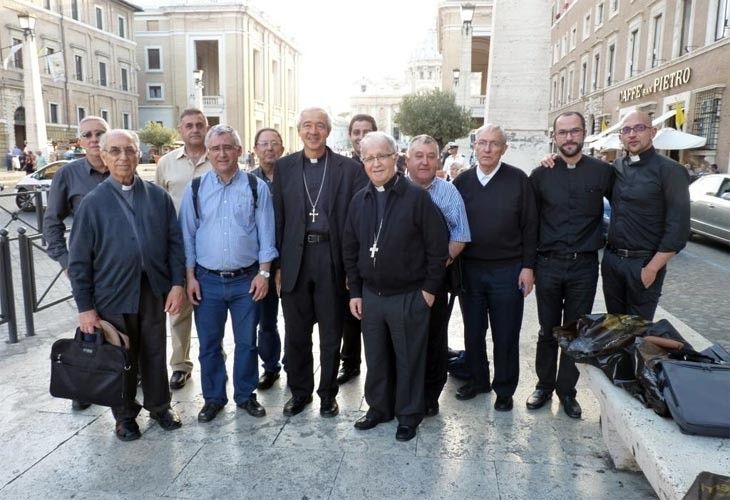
[0,229,18,343]
[17,227,36,337]
[33,191,45,243]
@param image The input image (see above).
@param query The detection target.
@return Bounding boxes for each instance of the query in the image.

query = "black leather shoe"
[320,397,339,418]
[560,396,582,419]
[72,400,91,411]
[336,367,360,385]
[283,395,313,417]
[198,402,225,423]
[238,395,266,418]
[526,389,553,410]
[424,402,440,417]
[115,418,141,441]
[150,408,182,430]
[257,371,280,390]
[395,425,417,442]
[354,415,385,430]
[455,382,491,400]
[494,396,514,412]
[169,371,190,390]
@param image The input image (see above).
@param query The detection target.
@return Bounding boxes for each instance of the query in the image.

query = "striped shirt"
[424,177,471,243]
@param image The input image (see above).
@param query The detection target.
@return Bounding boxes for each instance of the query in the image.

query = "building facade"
[550,0,730,171]
[134,2,300,153]
[0,0,140,154]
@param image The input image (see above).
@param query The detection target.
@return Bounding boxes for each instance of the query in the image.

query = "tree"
[394,89,472,149]
[137,121,178,149]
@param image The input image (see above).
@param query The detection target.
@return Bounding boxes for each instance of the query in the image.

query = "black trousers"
[281,242,344,400]
[340,308,361,371]
[362,287,430,426]
[103,275,171,421]
[461,260,524,398]
[601,250,666,321]
[424,289,450,406]
[534,252,598,398]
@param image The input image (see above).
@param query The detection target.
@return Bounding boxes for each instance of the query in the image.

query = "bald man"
[602,111,690,320]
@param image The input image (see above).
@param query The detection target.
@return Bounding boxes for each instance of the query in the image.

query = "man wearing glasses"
[44,115,110,412]
[69,130,186,441]
[156,108,211,391]
[602,111,689,320]
[251,128,285,390]
[343,132,448,441]
[272,108,366,418]
[527,112,613,418]
[453,124,538,412]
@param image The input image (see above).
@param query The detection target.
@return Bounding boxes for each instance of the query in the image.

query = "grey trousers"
[361,287,430,427]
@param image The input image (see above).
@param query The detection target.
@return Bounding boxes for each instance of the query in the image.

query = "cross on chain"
[369,242,379,259]
[309,208,318,223]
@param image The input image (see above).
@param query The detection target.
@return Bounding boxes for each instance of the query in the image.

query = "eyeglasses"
[80,130,106,139]
[555,128,584,138]
[475,140,505,149]
[105,146,138,157]
[620,124,650,135]
[362,153,395,164]
[209,144,238,154]
[256,141,281,149]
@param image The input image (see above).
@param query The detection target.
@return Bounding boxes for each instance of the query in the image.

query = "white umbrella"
[653,127,707,150]
[592,133,622,150]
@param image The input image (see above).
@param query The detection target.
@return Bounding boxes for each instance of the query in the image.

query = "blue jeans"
[257,284,282,373]
[194,268,259,405]
[461,260,524,398]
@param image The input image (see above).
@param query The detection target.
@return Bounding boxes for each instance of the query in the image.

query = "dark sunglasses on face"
[80,130,106,139]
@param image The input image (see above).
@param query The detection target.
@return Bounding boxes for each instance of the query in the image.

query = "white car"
[14,160,69,211]
[689,173,730,246]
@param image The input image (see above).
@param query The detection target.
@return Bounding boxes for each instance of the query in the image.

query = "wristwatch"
[258,269,271,279]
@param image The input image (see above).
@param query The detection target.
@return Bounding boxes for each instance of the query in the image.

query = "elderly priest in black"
[343,131,449,442]
[272,107,367,418]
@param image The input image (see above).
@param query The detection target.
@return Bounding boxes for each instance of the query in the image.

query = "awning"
[653,127,707,150]
[586,108,678,144]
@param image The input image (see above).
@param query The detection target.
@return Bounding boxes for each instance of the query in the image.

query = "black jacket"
[68,177,185,314]
[273,147,367,293]
[343,173,449,298]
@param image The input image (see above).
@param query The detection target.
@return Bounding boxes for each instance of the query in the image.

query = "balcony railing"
[470,95,486,118]
[202,95,224,108]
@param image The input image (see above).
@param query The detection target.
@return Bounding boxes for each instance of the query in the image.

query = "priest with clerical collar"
[272,107,367,420]
[343,131,449,442]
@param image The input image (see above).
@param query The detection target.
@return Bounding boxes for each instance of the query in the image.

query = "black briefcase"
[50,324,131,408]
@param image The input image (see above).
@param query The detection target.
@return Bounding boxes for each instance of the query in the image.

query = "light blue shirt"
[425,177,471,243]
[179,169,278,270]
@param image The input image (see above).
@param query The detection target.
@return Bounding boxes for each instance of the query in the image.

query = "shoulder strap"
[192,176,201,220]
[247,172,258,210]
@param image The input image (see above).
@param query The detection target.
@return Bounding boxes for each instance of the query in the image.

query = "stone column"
[484,0,551,173]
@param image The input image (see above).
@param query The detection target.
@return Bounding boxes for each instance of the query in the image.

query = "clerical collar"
[374,173,399,192]
[304,150,327,164]
[626,147,655,165]
[121,183,134,191]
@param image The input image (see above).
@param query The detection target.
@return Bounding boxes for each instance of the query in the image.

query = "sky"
[134,0,441,113]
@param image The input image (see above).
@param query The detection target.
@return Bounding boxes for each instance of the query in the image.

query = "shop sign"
[619,67,692,103]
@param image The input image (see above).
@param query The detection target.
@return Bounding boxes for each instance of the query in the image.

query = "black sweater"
[453,163,538,268]
[343,173,449,298]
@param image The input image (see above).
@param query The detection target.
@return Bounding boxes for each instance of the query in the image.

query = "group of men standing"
[44,103,689,443]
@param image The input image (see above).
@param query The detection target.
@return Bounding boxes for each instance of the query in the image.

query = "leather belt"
[538,251,596,261]
[606,246,655,258]
[305,233,329,244]
[196,263,257,278]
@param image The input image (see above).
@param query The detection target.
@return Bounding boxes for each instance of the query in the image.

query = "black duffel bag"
[50,321,131,407]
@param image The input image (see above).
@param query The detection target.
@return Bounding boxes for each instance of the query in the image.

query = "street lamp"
[461,3,475,35]
[452,68,460,88]
[18,13,48,156]
[192,69,204,109]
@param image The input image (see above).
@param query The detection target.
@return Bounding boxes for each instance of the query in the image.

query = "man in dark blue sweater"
[69,130,186,441]
[453,124,538,412]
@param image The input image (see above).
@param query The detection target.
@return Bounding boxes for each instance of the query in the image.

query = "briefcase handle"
[73,322,130,351]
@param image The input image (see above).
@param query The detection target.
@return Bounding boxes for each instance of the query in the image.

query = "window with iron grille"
[692,89,723,150]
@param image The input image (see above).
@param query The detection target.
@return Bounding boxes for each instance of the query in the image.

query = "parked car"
[14,160,69,211]
[688,173,730,246]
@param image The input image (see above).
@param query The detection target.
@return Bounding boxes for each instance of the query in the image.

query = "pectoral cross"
[309,208,318,223]
[369,242,379,259]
